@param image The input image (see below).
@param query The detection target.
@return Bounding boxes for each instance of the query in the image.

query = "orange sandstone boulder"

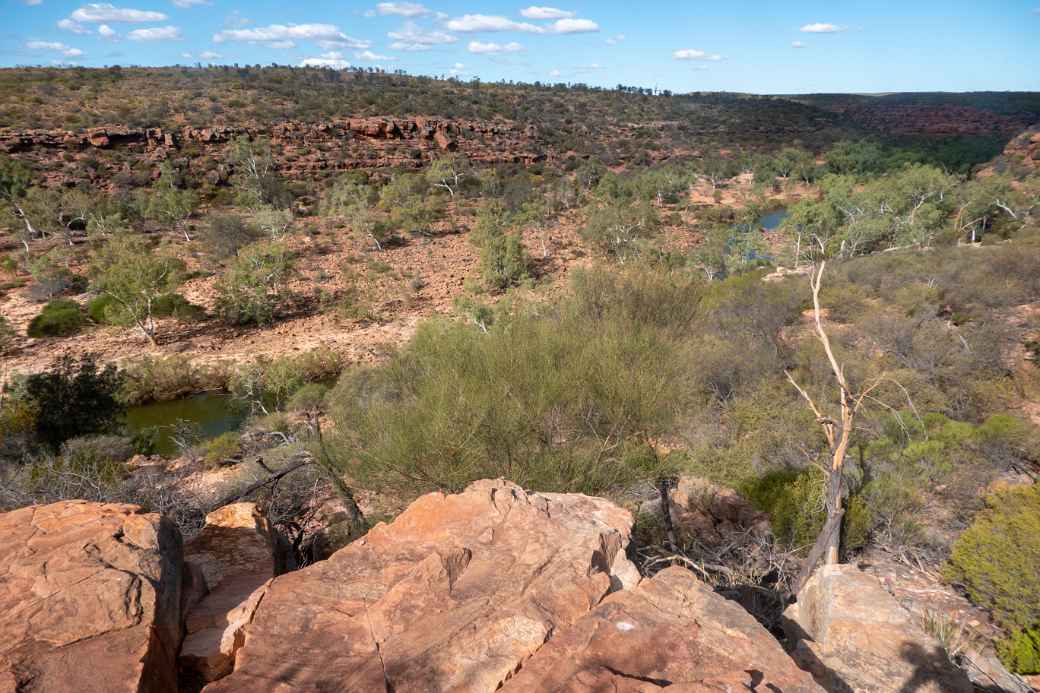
[204,479,639,692]
[0,501,183,693]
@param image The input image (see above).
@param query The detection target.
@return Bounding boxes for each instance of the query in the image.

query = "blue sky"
[4,1,1039,93]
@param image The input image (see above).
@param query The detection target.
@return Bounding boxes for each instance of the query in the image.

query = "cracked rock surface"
[203,480,818,692]
[203,479,639,692]
[0,501,183,693]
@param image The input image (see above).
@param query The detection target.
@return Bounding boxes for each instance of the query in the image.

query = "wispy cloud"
[127,25,181,41]
[214,22,368,50]
[26,40,83,57]
[605,33,624,45]
[673,48,722,61]
[791,40,805,48]
[800,22,844,33]
[388,21,456,50]
[355,49,394,61]
[520,6,574,20]
[71,4,167,22]
[375,2,430,16]
[467,40,523,54]
[447,14,544,33]
[171,0,209,7]
[550,18,598,33]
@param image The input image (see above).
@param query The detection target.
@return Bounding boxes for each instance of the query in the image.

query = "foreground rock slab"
[784,563,974,693]
[502,566,822,692]
[204,479,639,692]
[0,501,183,693]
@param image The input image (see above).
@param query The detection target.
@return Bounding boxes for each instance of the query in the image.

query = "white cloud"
[181,51,193,58]
[449,61,464,75]
[98,24,118,39]
[127,25,181,40]
[605,33,624,45]
[268,40,296,49]
[550,18,598,33]
[57,18,91,33]
[520,6,574,19]
[467,40,523,54]
[70,4,168,22]
[673,48,722,61]
[800,22,843,33]
[355,49,394,61]
[26,40,84,56]
[25,0,44,5]
[388,22,456,50]
[318,37,371,50]
[376,2,430,16]
[300,57,350,69]
[549,68,561,77]
[172,0,209,6]
[447,14,543,33]
[791,40,805,48]
[214,23,361,47]
[199,50,221,59]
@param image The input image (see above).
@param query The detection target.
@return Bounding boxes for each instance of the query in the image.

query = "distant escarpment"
[0,116,546,191]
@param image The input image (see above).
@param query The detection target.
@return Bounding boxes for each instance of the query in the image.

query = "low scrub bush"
[27,299,86,338]
[119,354,229,406]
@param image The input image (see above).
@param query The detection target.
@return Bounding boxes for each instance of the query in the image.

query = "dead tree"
[786,261,882,593]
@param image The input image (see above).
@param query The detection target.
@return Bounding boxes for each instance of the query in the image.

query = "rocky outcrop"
[502,565,822,691]
[204,479,640,691]
[0,501,183,693]
[179,503,281,684]
[784,564,974,693]
[0,116,546,191]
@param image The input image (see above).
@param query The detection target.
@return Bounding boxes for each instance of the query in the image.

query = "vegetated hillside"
[791,91,1040,126]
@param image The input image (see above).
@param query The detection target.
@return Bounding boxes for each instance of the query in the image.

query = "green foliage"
[22,354,125,451]
[580,200,659,261]
[229,346,342,411]
[27,299,85,338]
[229,136,292,209]
[287,382,330,414]
[0,313,14,352]
[379,171,442,237]
[997,627,1040,675]
[326,268,693,499]
[944,485,1040,634]
[201,432,241,467]
[740,469,825,550]
[201,214,263,261]
[118,354,228,406]
[28,250,86,301]
[470,202,529,290]
[0,154,32,199]
[321,178,392,250]
[141,162,197,225]
[213,241,293,326]
[89,234,187,342]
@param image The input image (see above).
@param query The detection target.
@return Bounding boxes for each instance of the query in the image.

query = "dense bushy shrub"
[27,299,85,338]
[944,485,1040,635]
[213,241,293,326]
[21,354,125,450]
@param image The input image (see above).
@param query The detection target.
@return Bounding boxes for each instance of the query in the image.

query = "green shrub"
[288,382,329,414]
[201,432,240,467]
[741,468,873,556]
[119,354,229,405]
[60,434,134,482]
[944,485,1040,638]
[27,299,86,338]
[997,627,1040,675]
[22,354,125,450]
[87,294,116,323]
[229,347,342,410]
